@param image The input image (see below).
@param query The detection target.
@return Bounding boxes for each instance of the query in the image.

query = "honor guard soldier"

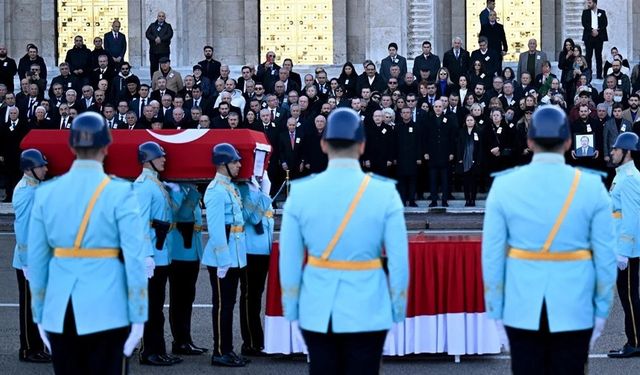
[28,111,149,374]
[279,108,410,374]
[482,105,617,374]
[13,149,51,363]
[238,178,274,356]
[134,141,183,366]
[607,132,640,358]
[203,143,249,367]
[168,183,208,355]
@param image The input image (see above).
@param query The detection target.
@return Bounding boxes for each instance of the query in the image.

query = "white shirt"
[591,9,599,30]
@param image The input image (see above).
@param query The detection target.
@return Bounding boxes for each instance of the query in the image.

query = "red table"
[264,234,501,356]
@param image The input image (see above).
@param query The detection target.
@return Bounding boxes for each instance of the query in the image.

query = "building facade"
[0,0,638,70]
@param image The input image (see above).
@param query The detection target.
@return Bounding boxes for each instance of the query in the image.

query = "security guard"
[202,143,249,367]
[607,132,640,358]
[28,111,148,374]
[134,141,183,366]
[482,105,617,374]
[13,149,50,363]
[279,108,409,374]
[238,177,274,356]
[168,183,208,355]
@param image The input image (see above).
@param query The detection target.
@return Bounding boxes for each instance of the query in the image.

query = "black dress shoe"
[20,350,51,363]
[408,201,418,207]
[428,201,437,207]
[608,344,640,358]
[447,193,455,200]
[211,352,246,367]
[464,201,471,207]
[173,342,207,355]
[161,353,183,364]
[241,345,267,357]
[442,201,449,207]
[140,353,175,366]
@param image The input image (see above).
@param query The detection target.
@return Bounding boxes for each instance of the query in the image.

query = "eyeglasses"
[256,87,264,90]
[389,81,398,84]
[407,99,416,102]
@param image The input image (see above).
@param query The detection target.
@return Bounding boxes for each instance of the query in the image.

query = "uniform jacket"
[133,168,173,266]
[482,153,616,332]
[12,175,39,269]
[28,160,148,334]
[239,182,274,256]
[279,158,409,333]
[168,184,203,261]
[611,161,640,258]
[202,174,247,268]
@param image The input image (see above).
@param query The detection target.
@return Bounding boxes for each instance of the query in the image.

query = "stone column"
[599,0,632,61]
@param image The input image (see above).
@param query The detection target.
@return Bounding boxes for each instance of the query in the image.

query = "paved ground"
[1,233,639,374]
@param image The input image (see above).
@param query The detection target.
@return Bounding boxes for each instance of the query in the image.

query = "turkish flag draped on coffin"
[20,129,272,181]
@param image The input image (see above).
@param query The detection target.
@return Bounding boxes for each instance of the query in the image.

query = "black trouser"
[140,265,169,358]
[169,260,200,346]
[617,257,640,347]
[397,174,416,205]
[429,165,449,202]
[462,170,477,202]
[149,52,169,79]
[585,38,604,78]
[48,302,129,375]
[16,269,44,358]
[239,254,270,350]
[208,266,242,356]
[505,304,591,375]
[301,325,387,375]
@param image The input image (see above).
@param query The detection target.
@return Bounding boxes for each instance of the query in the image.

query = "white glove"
[144,257,155,279]
[22,267,29,281]
[37,324,51,353]
[494,320,510,352]
[589,317,606,350]
[163,182,180,192]
[617,255,629,271]
[123,323,144,356]
[217,265,229,279]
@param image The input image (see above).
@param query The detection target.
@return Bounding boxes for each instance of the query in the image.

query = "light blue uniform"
[239,182,274,256]
[202,174,247,268]
[28,160,148,334]
[610,160,640,258]
[482,153,617,332]
[169,184,203,261]
[133,168,173,266]
[279,158,409,333]
[12,175,39,269]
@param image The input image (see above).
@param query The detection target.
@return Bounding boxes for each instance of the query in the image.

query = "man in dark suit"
[279,117,304,180]
[282,59,302,89]
[0,107,30,201]
[130,84,151,118]
[582,0,608,79]
[356,62,386,95]
[149,77,176,102]
[412,41,441,81]
[424,100,457,207]
[198,46,221,82]
[103,20,127,70]
[479,10,508,74]
[479,0,495,26]
[471,36,501,78]
[442,37,471,84]
[0,45,18,93]
[183,86,209,113]
[380,42,407,83]
[145,11,173,79]
[89,55,114,90]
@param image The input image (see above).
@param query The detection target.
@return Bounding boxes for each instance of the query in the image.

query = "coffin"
[20,129,271,181]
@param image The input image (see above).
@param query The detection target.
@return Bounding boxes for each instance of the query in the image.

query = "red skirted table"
[264,234,501,356]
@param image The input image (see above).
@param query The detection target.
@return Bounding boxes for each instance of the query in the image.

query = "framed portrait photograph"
[575,134,595,157]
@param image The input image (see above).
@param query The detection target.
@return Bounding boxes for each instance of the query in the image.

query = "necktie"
[61,118,66,129]
[10,121,16,131]
[271,109,275,121]
[455,50,459,59]
[142,98,146,106]
[290,132,295,148]
[114,32,118,40]
[29,99,35,117]
[195,99,199,108]
[108,120,113,128]
[412,110,416,122]
[129,125,134,130]
[120,114,124,122]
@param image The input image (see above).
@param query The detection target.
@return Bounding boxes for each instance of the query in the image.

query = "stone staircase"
[562,0,586,49]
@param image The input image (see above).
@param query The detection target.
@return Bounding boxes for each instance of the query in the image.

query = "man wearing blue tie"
[103,20,127,71]
[483,105,617,374]
[28,112,149,374]
[280,108,409,374]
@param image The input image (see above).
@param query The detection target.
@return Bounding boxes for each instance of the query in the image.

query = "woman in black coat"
[457,114,484,206]
[338,62,358,99]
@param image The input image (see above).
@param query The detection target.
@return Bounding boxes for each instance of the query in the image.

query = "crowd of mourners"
[0,4,638,207]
